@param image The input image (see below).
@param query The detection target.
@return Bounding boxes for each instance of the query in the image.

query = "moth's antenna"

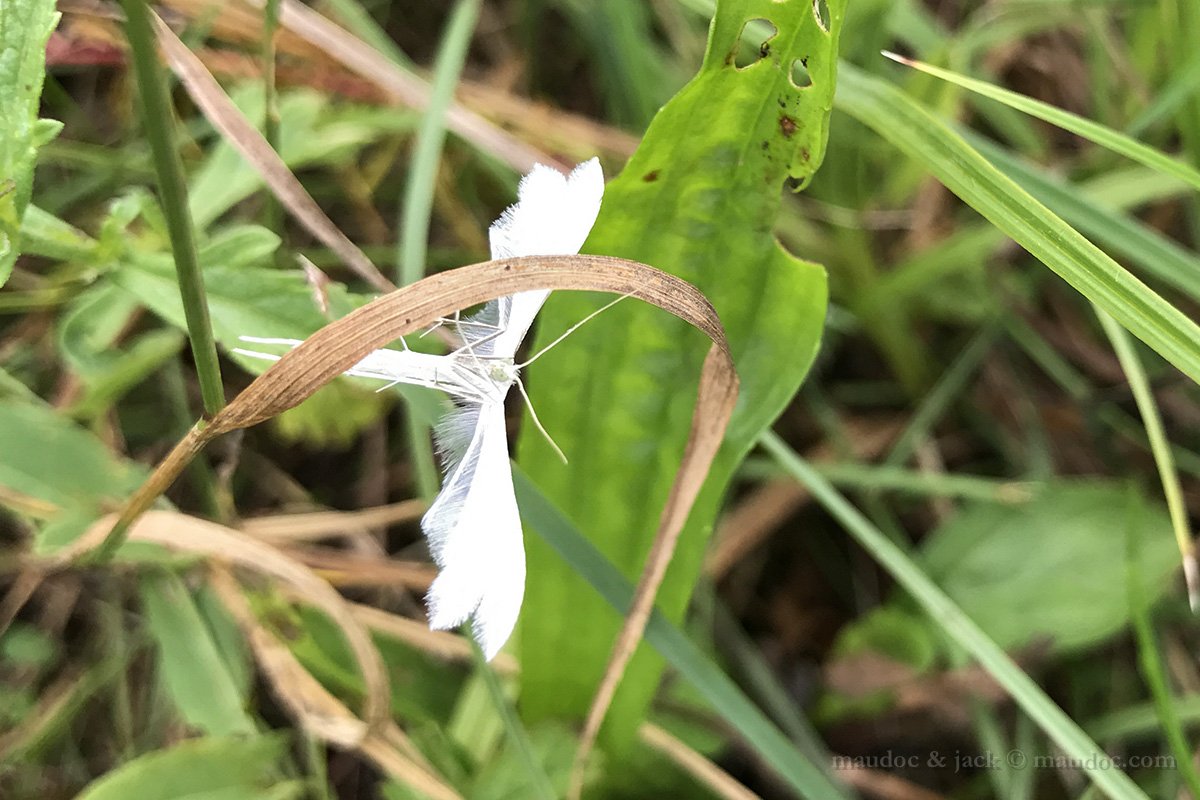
[517,294,630,369]
[513,377,568,464]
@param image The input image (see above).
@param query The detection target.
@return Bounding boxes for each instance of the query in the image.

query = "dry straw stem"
[290,547,434,590]
[151,13,394,292]
[239,499,426,542]
[54,510,393,730]
[207,569,462,800]
[638,724,760,800]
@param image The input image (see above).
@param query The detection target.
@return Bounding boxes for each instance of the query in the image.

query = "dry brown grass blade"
[0,667,88,762]
[56,510,392,730]
[351,602,518,675]
[836,763,948,800]
[151,13,394,292]
[240,499,426,542]
[208,569,462,800]
[249,0,561,172]
[569,345,738,797]
[289,546,434,590]
[639,724,760,800]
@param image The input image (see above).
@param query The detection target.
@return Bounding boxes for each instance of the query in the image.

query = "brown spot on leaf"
[779,115,797,138]
[643,170,660,182]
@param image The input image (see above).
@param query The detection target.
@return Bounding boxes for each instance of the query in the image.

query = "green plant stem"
[1096,310,1196,607]
[759,430,1150,800]
[120,0,224,416]
[396,0,481,285]
[470,640,556,800]
[1124,493,1200,799]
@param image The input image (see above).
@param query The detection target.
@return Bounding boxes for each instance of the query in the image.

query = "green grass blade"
[1097,310,1196,604]
[1124,494,1200,798]
[883,53,1200,193]
[759,431,1150,800]
[965,131,1200,301]
[470,641,557,800]
[511,468,853,800]
[396,0,481,286]
[835,63,1200,386]
[120,0,224,415]
[1127,47,1200,137]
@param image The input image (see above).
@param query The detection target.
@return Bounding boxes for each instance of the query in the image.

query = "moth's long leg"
[517,294,630,369]
[450,327,505,358]
[512,376,567,464]
[421,310,500,338]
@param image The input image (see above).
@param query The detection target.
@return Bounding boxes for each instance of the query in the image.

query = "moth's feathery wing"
[468,158,605,357]
[424,403,525,660]
[347,348,502,403]
[234,338,497,403]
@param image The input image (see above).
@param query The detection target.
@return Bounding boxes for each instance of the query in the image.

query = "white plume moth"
[237,159,605,659]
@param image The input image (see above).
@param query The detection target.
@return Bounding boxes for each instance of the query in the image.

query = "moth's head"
[488,360,518,385]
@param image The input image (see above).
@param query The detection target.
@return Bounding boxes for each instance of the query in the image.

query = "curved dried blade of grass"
[289,546,434,590]
[350,602,518,675]
[152,14,393,292]
[58,510,391,730]
[239,500,426,542]
[639,724,759,800]
[207,254,731,432]
[208,569,461,800]
[73,255,735,762]
[249,0,559,172]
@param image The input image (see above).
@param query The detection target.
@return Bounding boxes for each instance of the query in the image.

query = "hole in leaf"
[791,57,813,88]
[813,0,830,31]
[732,17,778,69]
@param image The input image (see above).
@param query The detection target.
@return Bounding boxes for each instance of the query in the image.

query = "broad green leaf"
[140,572,257,737]
[58,281,184,419]
[919,482,1179,654]
[835,62,1200,385]
[0,399,144,508]
[198,225,283,271]
[512,469,849,799]
[516,0,844,743]
[75,735,288,800]
[0,0,59,283]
